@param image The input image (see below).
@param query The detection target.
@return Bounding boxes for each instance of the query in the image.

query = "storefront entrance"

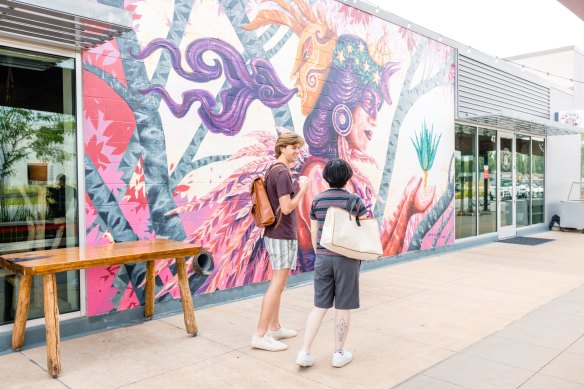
[455,124,546,241]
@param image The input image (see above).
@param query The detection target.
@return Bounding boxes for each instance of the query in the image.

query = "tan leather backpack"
[250,163,284,228]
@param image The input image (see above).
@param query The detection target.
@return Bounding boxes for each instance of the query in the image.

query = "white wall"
[546,84,581,220]
[574,50,584,106]
[546,134,581,219]
[508,47,577,96]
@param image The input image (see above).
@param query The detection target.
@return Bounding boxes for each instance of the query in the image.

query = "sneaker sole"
[270,333,298,340]
[332,359,352,368]
[250,343,288,352]
[296,360,314,367]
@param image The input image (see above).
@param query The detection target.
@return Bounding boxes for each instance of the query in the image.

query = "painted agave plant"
[411,121,441,190]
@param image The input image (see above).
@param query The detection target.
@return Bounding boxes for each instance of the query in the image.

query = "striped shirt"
[310,189,368,256]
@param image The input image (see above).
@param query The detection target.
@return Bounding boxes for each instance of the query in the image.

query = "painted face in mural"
[347,89,381,152]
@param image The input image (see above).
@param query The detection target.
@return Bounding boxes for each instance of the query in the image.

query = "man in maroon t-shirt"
[251,132,309,352]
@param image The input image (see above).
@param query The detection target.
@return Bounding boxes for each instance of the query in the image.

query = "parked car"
[516,184,528,198]
[489,185,512,200]
[532,183,544,198]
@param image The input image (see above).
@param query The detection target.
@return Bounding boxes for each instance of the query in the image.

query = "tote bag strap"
[345,195,362,226]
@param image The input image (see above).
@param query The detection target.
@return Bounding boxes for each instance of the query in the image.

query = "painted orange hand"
[381,176,435,256]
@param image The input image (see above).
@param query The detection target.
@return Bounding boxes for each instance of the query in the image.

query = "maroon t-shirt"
[264,163,297,240]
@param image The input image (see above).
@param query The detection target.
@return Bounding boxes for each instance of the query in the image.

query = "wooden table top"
[0,238,202,276]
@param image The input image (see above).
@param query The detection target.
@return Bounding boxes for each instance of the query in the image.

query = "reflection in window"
[478,129,497,235]
[0,46,79,326]
[532,138,545,224]
[516,135,531,227]
[455,124,476,239]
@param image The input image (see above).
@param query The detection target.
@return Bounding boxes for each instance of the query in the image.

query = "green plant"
[411,121,442,190]
[0,204,38,223]
[0,107,75,210]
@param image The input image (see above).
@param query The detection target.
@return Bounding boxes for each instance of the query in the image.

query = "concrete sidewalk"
[2,231,584,388]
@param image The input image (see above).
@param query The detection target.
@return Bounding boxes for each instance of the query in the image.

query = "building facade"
[0,0,581,343]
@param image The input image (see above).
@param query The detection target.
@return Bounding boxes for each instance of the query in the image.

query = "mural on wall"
[83,0,456,315]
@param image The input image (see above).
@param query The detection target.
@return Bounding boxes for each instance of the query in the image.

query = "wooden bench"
[0,238,202,378]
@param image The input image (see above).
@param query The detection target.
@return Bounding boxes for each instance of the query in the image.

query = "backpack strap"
[265,162,285,180]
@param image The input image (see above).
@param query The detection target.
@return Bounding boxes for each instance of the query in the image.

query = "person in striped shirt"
[296,159,368,368]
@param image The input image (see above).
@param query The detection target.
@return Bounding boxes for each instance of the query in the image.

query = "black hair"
[323,159,353,189]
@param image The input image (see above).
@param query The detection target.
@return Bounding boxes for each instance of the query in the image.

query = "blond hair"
[274,132,305,158]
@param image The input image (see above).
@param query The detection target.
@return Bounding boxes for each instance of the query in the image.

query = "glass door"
[498,132,516,239]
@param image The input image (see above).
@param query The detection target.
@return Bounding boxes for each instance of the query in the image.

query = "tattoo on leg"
[336,319,347,344]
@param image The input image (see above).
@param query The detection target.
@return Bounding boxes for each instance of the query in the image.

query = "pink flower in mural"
[84,40,127,87]
[125,0,143,24]
[338,4,372,26]
[399,26,418,52]
[85,134,112,171]
[122,156,147,210]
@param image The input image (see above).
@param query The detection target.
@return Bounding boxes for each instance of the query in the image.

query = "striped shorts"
[264,237,298,271]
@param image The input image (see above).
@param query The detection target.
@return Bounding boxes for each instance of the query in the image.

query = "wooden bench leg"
[144,260,155,318]
[12,274,32,350]
[175,257,197,335]
[43,274,61,378]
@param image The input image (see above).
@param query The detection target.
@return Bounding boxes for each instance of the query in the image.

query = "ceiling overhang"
[458,110,584,136]
[0,0,133,50]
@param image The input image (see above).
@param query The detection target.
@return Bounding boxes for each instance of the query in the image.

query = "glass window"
[0,46,79,326]
[455,124,477,239]
[478,128,497,234]
[516,135,531,227]
[531,138,545,224]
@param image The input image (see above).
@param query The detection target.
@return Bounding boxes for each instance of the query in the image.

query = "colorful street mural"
[84,0,456,315]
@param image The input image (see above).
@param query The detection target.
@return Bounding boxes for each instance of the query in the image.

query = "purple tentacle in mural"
[133,38,297,136]
[132,38,216,82]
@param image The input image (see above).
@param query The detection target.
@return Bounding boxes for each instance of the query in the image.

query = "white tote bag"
[320,197,383,261]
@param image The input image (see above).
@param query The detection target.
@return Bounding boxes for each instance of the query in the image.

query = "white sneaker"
[268,326,298,340]
[250,334,288,351]
[296,350,314,367]
[332,350,353,368]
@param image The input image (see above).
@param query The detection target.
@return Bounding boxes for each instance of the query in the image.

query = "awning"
[0,0,133,50]
[458,110,584,136]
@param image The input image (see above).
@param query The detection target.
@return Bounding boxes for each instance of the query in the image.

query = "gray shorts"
[264,237,298,271]
[313,253,360,310]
